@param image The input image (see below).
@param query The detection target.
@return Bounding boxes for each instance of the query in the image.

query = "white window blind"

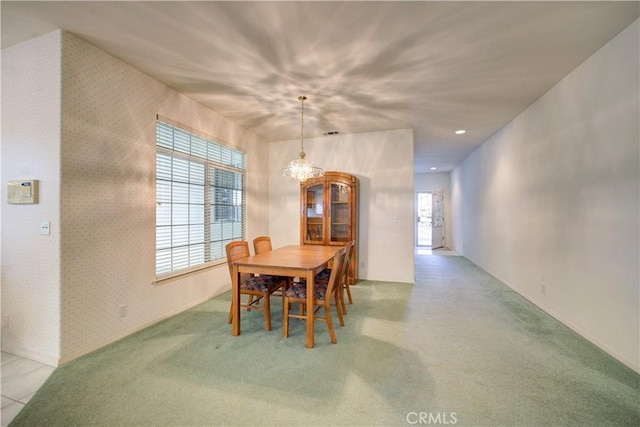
[156,119,246,276]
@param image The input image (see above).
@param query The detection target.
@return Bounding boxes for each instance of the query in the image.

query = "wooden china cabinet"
[300,171,359,284]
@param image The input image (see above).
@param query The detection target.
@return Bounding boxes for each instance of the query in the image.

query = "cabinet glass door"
[304,184,324,242]
[330,183,351,242]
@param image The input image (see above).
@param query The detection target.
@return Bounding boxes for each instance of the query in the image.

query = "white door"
[416,192,432,246]
[431,191,445,249]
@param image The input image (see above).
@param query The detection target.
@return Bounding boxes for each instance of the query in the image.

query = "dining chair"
[308,240,355,316]
[295,264,343,326]
[283,246,347,344]
[253,235,273,254]
[253,235,291,296]
[225,240,287,331]
[339,240,356,314]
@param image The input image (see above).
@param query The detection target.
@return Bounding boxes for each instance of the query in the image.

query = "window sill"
[153,260,226,285]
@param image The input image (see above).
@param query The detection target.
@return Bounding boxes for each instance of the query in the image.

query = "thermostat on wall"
[7,180,39,204]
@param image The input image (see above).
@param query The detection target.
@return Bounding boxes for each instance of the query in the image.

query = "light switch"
[40,221,50,235]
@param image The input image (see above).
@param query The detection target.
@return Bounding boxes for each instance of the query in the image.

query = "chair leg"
[246,295,256,311]
[282,280,290,315]
[345,282,353,304]
[335,293,345,327]
[228,294,257,323]
[325,305,337,344]
[283,298,290,338]
[263,292,272,331]
[282,292,287,316]
[340,285,348,315]
[228,294,252,323]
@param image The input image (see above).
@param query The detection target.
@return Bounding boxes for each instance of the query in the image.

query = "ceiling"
[2,1,638,173]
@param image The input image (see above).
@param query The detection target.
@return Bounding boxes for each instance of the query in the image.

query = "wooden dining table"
[231,244,343,348]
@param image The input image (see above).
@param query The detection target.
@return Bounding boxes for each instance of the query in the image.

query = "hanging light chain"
[299,95,307,157]
[281,94,323,181]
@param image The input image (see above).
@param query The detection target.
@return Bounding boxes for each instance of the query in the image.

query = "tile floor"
[1,352,54,427]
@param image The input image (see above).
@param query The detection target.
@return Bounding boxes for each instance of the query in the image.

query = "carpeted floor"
[9,255,639,426]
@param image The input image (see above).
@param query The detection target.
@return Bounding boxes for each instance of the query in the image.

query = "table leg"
[305,270,315,348]
[232,264,240,336]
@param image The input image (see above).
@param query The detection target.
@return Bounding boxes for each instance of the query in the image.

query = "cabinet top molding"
[299,171,358,186]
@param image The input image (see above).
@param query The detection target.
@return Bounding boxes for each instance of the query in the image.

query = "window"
[155,118,246,277]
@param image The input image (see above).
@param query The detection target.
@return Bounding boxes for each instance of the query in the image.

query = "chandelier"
[281,95,324,181]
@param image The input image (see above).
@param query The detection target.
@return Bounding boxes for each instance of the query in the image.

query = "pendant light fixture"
[281,95,324,181]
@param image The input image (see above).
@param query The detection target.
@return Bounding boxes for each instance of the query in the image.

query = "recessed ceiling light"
[455,129,466,135]
[430,167,437,170]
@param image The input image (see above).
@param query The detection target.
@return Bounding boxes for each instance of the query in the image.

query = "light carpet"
[9,255,639,426]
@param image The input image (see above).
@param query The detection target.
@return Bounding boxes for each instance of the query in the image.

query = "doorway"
[416,191,444,248]
[416,192,432,246]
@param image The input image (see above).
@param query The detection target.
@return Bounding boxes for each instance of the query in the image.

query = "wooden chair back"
[225,240,252,281]
[323,246,348,308]
[338,240,356,311]
[253,236,273,254]
[342,241,355,281]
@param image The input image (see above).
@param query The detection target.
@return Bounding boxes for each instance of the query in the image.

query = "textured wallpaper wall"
[2,30,269,365]
[58,32,269,362]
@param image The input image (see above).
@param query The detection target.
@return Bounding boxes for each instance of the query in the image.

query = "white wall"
[2,31,270,364]
[414,172,452,249]
[1,31,63,366]
[451,21,639,372]
[268,129,415,283]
